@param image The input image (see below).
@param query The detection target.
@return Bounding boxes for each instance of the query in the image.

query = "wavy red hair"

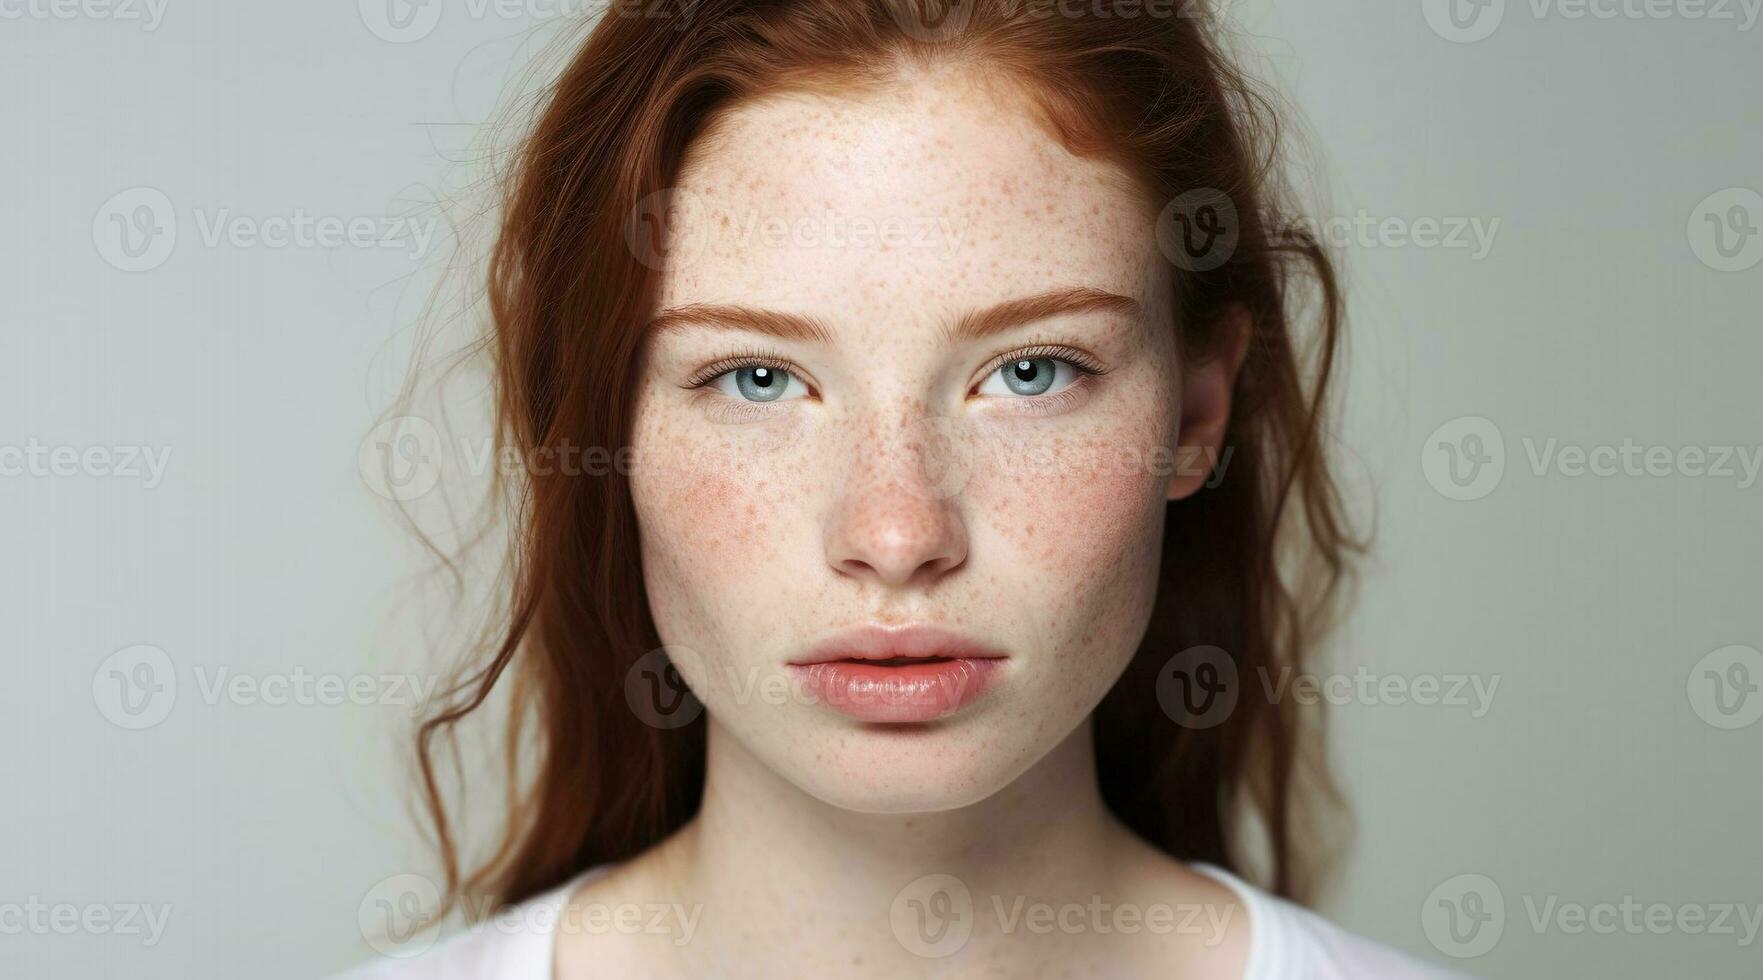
[411,0,1359,915]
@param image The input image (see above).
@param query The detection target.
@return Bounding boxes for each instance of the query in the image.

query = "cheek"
[636,459,744,604]
[630,412,809,634]
[982,418,1170,579]
[681,471,767,550]
[971,406,1172,656]
[1016,458,1157,572]
[630,440,757,699]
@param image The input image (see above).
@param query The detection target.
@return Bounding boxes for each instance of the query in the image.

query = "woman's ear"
[1168,305,1252,501]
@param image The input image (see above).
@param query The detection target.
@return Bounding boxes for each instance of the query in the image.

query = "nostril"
[823,478,969,588]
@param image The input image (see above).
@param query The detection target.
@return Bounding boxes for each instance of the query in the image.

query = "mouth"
[787,624,1008,723]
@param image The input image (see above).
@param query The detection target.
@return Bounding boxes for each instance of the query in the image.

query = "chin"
[775,715,1053,814]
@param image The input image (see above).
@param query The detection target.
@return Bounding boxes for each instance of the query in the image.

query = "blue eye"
[977,357,1079,398]
[713,364,807,403]
[736,366,785,401]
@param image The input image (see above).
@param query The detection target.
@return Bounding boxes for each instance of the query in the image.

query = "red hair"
[413,0,1358,914]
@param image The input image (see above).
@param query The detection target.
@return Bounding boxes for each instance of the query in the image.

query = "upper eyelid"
[681,351,805,390]
[974,343,1109,383]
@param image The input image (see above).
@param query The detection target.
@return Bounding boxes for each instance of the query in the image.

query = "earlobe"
[1167,305,1252,501]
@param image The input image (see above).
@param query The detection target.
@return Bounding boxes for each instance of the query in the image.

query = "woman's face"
[629,65,1208,812]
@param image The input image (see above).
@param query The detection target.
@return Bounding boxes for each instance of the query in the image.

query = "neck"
[660,717,1136,973]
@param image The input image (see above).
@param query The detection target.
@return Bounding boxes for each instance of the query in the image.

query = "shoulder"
[328,927,527,980]
[1193,864,1475,980]
[328,871,603,980]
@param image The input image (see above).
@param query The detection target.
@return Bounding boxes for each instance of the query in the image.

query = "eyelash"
[681,348,806,391]
[681,343,1109,399]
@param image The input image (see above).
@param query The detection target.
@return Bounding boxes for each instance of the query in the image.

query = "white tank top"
[334,861,1471,978]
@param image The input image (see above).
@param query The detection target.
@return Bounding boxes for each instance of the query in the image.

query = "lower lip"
[788,658,1006,723]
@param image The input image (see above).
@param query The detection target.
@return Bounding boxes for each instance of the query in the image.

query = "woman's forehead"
[658,70,1164,340]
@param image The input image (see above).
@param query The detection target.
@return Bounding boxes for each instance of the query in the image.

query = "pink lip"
[788,625,1008,723]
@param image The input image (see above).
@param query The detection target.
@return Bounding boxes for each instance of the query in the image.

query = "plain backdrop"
[3,2,1760,977]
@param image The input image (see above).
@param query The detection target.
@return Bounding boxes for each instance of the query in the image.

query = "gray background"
[2,1,1760,977]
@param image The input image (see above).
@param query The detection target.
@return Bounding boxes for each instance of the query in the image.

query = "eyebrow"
[646,286,1143,345]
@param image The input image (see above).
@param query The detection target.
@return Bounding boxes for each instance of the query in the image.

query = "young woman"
[346,0,1465,975]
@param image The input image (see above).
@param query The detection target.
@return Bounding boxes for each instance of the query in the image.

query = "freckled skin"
[569,62,1250,980]
[631,64,1182,812]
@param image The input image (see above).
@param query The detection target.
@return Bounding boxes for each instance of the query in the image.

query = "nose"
[824,420,970,589]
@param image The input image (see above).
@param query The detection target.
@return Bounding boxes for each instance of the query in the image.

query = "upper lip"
[788,624,1009,666]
